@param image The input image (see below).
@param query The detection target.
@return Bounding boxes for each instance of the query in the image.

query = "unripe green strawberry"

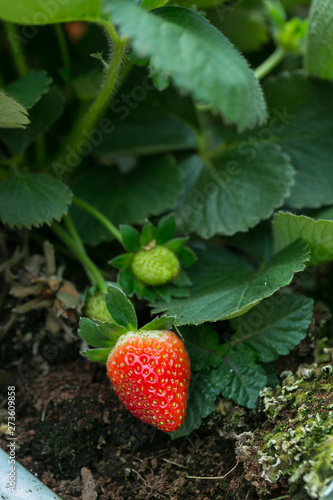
[131,245,180,286]
[85,290,114,323]
[107,330,190,432]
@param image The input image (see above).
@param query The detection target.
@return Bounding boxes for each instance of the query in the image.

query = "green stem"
[72,196,123,244]
[63,214,86,254]
[254,47,286,80]
[53,23,127,172]
[52,222,107,292]
[5,22,29,77]
[54,24,71,74]
[62,214,97,284]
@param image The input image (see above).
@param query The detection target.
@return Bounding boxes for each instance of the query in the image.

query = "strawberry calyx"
[109,214,196,302]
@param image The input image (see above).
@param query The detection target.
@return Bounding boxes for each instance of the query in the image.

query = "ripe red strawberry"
[106,330,190,432]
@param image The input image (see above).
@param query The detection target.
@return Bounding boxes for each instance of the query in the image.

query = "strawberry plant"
[1,0,333,447]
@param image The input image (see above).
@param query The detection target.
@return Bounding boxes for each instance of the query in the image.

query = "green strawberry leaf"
[95,78,199,157]
[262,72,333,209]
[106,284,138,331]
[273,212,333,266]
[306,0,333,80]
[157,213,176,245]
[229,295,314,363]
[140,219,158,247]
[170,371,221,439]
[120,225,141,252]
[0,86,65,155]
[79,318,118,348]
[109,253,134,270]
[153,240,310,326]
[224,220,273,265]
[175,149,294,238]
[5,70,52,109]
[0,90,29,129]
[212,344,268,408]
[104,3,267,131]
[0,0,106,24]
[81,348,111,364]
[207,3,269,54]
[180,324,220,372]
[0,172,72,229]
[139,315,175,331]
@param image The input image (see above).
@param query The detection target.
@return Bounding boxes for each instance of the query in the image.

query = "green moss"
[258,364,333,499]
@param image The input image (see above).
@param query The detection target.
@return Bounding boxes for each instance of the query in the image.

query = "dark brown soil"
[1,353,257,500]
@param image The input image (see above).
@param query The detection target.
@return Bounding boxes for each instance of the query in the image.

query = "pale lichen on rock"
[256,342,333,499]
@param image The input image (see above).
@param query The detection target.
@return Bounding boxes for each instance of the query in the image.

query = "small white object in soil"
[0,447,61,500]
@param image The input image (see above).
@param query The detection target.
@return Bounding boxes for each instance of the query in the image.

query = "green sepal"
[139,315,175,331]
[164,237,188,254]
[172,270,192,287]
[156,213,176,244]
[133,278,157,301]
[178,247,197,268]
[118,268,134,294]
[120,224,141,252]
[0,90,30,129]
[140,219,158,247]
[106,284,137,331]
[155,286,172,302]
[79,317,118,348]
[133,278,147,299]
[94,319,127,338]
[114,217,196,302]
[109,252,134,270]
[81,348,111,364]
